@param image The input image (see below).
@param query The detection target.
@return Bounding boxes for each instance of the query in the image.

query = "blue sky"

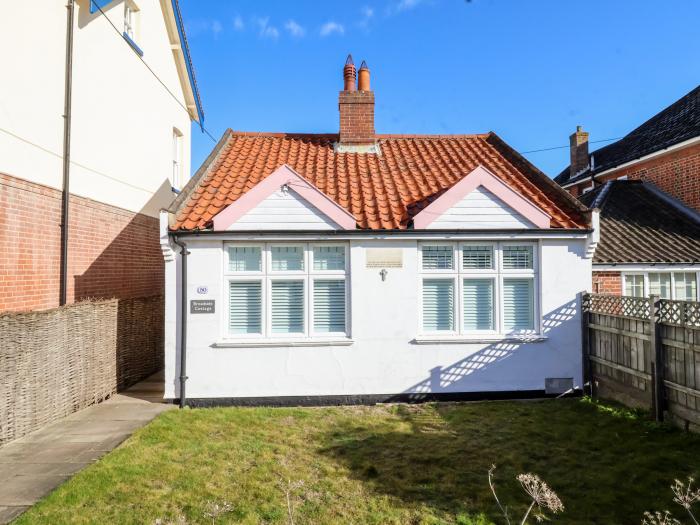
[180,0,700,178]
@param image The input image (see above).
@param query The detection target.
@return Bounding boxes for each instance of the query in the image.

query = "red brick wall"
[567,142,700,211]
[592,271,622,295]
[339,91,375,144]
[0,173,163,312]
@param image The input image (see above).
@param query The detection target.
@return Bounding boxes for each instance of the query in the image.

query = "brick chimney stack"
[339,55,375,145]
[569,126,590,177]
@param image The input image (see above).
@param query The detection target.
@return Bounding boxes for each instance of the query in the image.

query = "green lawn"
[15,398,700,525]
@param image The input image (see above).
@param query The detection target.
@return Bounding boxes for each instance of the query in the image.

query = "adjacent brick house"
[0,0,203,312]
[555,85,700,296]
[555,85,700,210]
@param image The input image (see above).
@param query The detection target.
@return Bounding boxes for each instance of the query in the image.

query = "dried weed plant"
[489,465,564,524]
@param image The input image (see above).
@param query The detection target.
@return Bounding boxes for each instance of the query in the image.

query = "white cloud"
[319,21,344,37]
[185,18,224,38]
[396,0,422,10]
[359,6,374,28]
[211,19,223,38]
[233,15,244,31]
[284,19,305,37]
[255,17,279,40]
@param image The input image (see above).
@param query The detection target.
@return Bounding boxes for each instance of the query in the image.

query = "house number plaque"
[190,300,215,314]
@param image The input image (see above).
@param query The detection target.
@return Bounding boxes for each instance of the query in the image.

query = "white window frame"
[223,243,349,341]
[418,241,539,338]
[622,271,700,301]
[172,128,183,189]
[124,1,140,41]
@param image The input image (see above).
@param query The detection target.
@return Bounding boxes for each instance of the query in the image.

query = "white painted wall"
[228,189,340,231]
[163,234,591,400]
[427,187,534,229]
[0,0,192,217]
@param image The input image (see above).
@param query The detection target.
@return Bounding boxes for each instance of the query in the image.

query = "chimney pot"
[358,61,370,91]
[343,54,356,91]
[569,126,590,178]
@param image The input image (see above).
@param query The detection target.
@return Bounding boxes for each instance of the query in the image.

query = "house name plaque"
[366,248,403,268]
[190,300,215,314]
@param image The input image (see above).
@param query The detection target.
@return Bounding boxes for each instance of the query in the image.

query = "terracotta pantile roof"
[172,130,589,231]
[579,180,700,264]
[555,85,700,185]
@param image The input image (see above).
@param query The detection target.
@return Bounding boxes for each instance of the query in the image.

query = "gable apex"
[413,165,551,229]
[212,164,357,231]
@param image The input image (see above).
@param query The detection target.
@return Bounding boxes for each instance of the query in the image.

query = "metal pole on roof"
[59,0,75,306]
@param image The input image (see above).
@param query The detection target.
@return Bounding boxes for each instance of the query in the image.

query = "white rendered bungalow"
[160,57,597,406]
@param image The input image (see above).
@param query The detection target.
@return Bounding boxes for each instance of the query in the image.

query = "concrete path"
[0,371,172,523]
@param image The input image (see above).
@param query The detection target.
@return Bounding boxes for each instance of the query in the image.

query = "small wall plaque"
[366,248,403,268]
[196,286,208,295]
[190,300,215,314]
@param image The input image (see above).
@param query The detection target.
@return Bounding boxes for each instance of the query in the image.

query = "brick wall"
[592,271,622,295]
[568,142,700,211]
[0,173,164,312]
[339,90,375,144]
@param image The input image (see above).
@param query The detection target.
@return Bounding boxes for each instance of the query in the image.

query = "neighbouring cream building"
[0,0,203,311]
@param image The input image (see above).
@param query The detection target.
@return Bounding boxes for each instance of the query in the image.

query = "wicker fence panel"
[0,295,163,447]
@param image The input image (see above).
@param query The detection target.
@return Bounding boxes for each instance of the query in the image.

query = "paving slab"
[0,371,172,524]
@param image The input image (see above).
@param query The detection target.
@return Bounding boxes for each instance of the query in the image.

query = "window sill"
[412,335,548,345]
[212,338,354,348]
[122,32,144,56]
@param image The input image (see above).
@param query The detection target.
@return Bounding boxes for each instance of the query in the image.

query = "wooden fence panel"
[584,294,700,432]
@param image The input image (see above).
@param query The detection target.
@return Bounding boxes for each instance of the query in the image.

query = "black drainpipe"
[59,0,75,306]
[172,236,189,408]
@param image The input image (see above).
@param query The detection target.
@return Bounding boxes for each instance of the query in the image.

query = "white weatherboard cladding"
[427,187,535,229]
[227,189,340,230]
[163,236,592,400]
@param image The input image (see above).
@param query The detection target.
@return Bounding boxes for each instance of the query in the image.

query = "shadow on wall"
[402,298,580,398]
[73,179,171,302]
[72,179,173,388]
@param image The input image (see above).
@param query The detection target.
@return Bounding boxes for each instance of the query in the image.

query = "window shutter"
[271,281,305,333]
[313,246,345,271]
[228,246,261,272]
[502,246,533,269]
[503,278,534,331]
[313,280,346,333]
[422,246,454,270]
[271,246,304,271]
[463,279,494,330]
[462,246,493,269]
[229,281,262,334]
[422,279,454,331]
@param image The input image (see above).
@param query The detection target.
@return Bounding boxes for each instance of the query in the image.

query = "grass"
[14,398,700,525]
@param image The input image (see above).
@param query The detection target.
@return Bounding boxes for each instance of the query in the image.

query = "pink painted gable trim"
[412,165,551,229]
[212,164,357,231]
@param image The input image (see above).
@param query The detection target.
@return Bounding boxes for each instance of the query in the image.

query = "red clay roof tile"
[171,131,588,231]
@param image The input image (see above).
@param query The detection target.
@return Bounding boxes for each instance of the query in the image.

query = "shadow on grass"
[318,400,700,525]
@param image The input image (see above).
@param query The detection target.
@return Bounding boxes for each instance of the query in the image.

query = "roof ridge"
[226,130,489,140]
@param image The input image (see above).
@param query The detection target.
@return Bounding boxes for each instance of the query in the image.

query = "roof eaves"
[170,0,204,124]
[168,129,233,217]
[484,132,591,223]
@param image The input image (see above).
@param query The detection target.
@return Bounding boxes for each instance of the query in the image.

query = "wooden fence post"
[649,295,664,422]
[581,292,593,397]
